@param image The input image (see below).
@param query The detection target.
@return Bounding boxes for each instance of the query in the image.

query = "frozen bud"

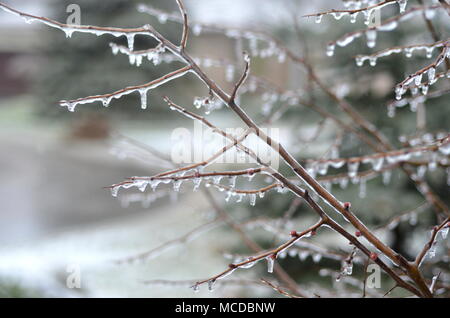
[270,254,277,260]
[355,231,362,237]
[228,263,237,269]
[370,252,378,261]
[311,230,317,236]
[344,202,352,210]
[290,230,299,237]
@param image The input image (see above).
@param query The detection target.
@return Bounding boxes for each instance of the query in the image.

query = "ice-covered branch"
[230,52,251,103]
[324,5,443,56]
[355,40,449,67]
[415,217,450,267]
[395,44,450,100]
[305,0,404,25]
[60,66,192,111]
[191,221,324,292]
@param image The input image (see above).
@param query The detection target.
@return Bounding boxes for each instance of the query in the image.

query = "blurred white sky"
[0,0,330,28]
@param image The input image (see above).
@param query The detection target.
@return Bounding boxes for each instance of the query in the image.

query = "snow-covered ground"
[0,102,268,297]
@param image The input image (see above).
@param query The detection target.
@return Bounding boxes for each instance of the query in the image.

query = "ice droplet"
[191,284,200,293]
[359,178,367,198]
[208,280,216,292]
[326,43,336,57]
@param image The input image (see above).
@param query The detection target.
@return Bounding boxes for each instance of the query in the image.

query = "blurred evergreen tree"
[33,0,187,119]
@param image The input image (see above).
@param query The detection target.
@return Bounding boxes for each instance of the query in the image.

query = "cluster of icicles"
[314,0,408,26]
[322,5,442,57]
[192,232,319,293]
[422,224,450,265]
[394,46,450,101]
[355,41,448,67]
[388,83,450,118]
[109,169,282,207]
[192,95,225,115]
[306,144,449,198]
[110,42,167,67]
[308,142,449,178]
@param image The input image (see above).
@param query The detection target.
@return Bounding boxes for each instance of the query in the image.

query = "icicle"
[225,190,233,202]
[228,176,237,188]
[193,177,202,191]
[359,178,367,198]
[326,43,336,57]
[236,193,245,203]
[330,160,345,169]
[139,89,148,110]
[207,280,216,292]
[318,162,329,175]
[339,177,349,189]
[266,256,275,273]
[347,161,360,178]
[102,97,111,107]
[369,157,384,171]
[366,30,377,48]
[395,85,405,100]
[173,179,183,192]
[110,186,120,197]
[398,0,407,14]
[428,243,436,258]
[150,179,161,192]
[312,254,322,263]
[356,56,364,67]
[315,15,323,23]
[60,101,76,112]
[382,170,391,185]
[136,180,148,192]
[64,28,74,38]
[249,193,256,206]
[428,67,436,84]
[299,251,309,261]
[126,34,135,51]
[191,284,200,293]
[213,176,223,185]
